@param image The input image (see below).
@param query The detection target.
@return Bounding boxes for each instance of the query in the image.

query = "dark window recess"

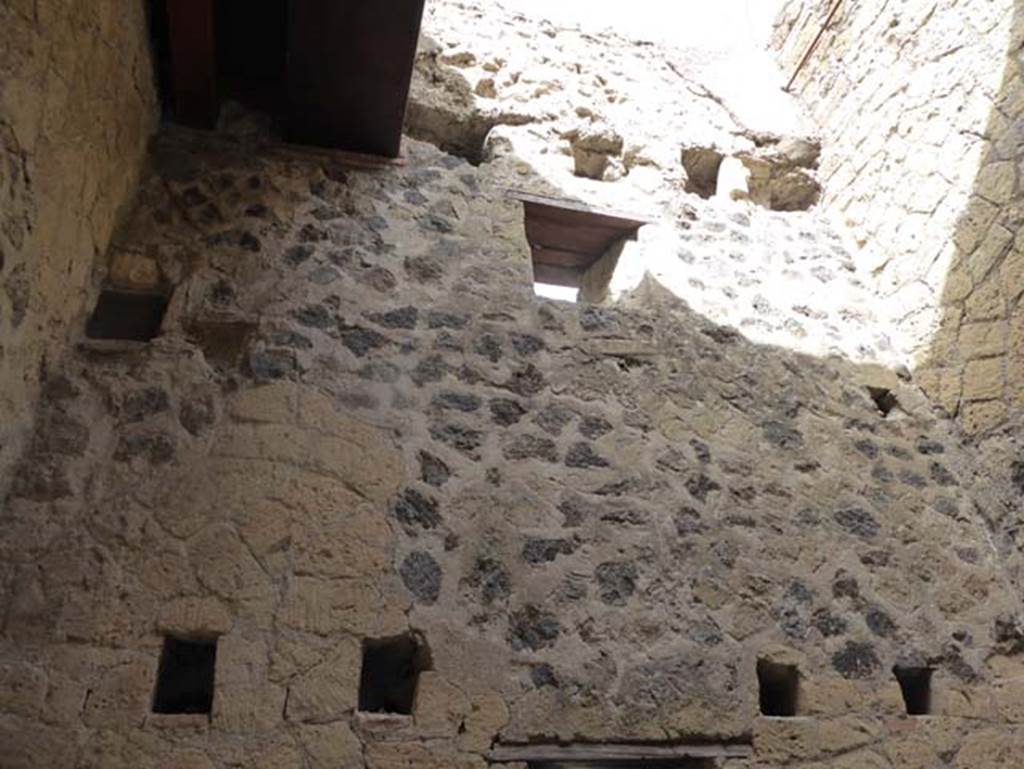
[867,387,900,417]
[152,637,217,715]
[358,633,430,715]
[894,666,933,716]
[757,660,799,717]
[85,290,169,342]
[516,191,646,293]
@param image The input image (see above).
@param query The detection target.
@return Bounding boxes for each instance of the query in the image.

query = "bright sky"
[500,0,787,51]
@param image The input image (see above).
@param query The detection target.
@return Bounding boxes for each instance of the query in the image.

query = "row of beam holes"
[758,660,933,717]
[153,638,929,721]
[152,633,429,717]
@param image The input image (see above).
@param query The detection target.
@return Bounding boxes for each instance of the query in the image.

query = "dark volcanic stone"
[558,495,590,527]
[247,350,297,382]
[432,392,482,413]
[340,326,387,357]
[929,461,957,487]
[833,507,880,539]
[510,333,545,355]
[293,304,334,329]
[534,404,574,435]
[400,551,442,604]
[114,433,175,465]
[394,488,442,530]
[898,470,927,488]
[595,561,638,606]
[430,423,483,457]
[1011,461,1024,494]
[38,416,90,456]
[916,438,945,455]
[522,538,577,564]
[832,641,881,679]
[367,306,418,330]
[284,244,315,267]
[180,396,216,436]
[269,330,313,350]
[505,364,545,397]
[762,420,804,449]
[854,439,878,459]
[812,608,848,637]
[865,607,897,638]
[508,606,561,651]
[405,255,444,282]
[10,454,72,501]
[474,334,503,362]
[426,311,468,329]
[490,399,527,426]
[530,664,558,688]
[411,356,448,386]
[690,438,712,463]
[579,306,617,332]
[580,416,613,439]
[685,473,721,502]
[832,575,860,602]
[418,451,451,488]
[504,435,558,463]
[470,558,511,604]
[122,387,170,423]
[565,443,609,469]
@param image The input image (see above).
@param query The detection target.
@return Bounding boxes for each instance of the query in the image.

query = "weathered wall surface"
[773,0,1023,434]
[0,0,159,494]
[4,2,1024,768]
[2,122,1024,767]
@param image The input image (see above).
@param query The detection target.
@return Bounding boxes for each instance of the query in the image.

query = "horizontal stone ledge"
[487,742,754,762]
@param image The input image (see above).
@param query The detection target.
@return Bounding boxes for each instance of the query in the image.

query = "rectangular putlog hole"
[152,636,217,714]
[86,289,169,342]
[358,633,430,715]
[757,660,799,717]
[894,666,933,716]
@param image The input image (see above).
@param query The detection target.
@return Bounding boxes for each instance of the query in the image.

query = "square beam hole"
[152,636,217,715]
[867,386,899,417]
[757,660,799,717]
[86,289,169,342]
[358,633,430,715]
[894,666,933,716]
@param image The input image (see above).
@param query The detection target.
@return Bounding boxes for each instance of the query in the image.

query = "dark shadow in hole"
[85,289,169,342]
[893,666,933,716]
[358,633,431,715]
[152,636,217,715]
[867,386,899,417]
[757,660,799,717]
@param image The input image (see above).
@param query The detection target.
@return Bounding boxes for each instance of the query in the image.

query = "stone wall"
[773,0,1023,434]
[3,118,1024,767]
[0,0,159,494]
[4,2,1024,768]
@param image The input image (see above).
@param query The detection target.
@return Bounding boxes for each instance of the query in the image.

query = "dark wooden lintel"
[166,0,218,128]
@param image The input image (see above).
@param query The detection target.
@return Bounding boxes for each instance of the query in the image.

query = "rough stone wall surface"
[0,0,159,495]
[3,2,1024,768]
[773,0,1023,435]
[2,124,1024,767]
[408,1,896,365]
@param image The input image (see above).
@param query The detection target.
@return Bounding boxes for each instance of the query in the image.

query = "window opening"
[358,633,431,715]
[757,660,799,717]
[86,289,169,342]
[893,666,932,716]
[152,636,217,715]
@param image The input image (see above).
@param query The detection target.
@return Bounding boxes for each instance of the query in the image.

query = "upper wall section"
[0,0,158,492]
[773,0,1023,433]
